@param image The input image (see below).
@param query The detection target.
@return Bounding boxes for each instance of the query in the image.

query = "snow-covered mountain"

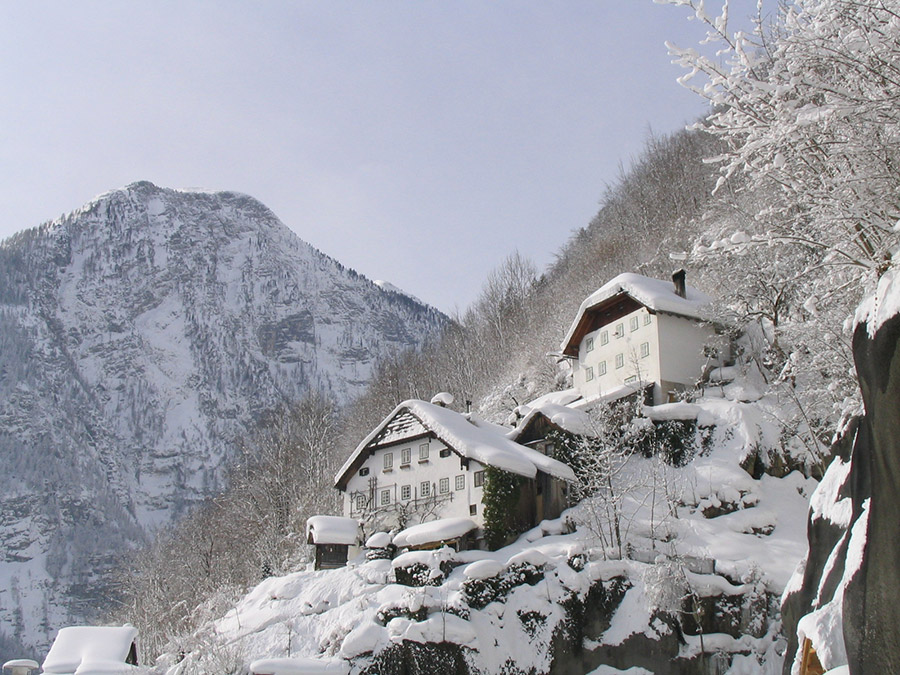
[0,181,447,657]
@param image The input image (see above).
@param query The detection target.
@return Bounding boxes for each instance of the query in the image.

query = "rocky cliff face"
[782,273,900,674]
[0,182,446,658]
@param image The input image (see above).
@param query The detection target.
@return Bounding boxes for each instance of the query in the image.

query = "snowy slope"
[167,377,817,674]
[0,182,446,659]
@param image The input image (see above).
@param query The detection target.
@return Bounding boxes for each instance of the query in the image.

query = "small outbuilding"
[306,516,361,570]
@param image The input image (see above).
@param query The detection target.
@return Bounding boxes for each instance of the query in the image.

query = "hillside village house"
[560,270,728,405]
[332,396,575,551]
[317,270,724,564]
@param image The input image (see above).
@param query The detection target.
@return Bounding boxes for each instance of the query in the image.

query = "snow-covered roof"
[306,516,360,546]
[392,517,478,549]
[560,272,712,356]
[509,401,596,441]
[42,625,138,675]
[334,400,575,487]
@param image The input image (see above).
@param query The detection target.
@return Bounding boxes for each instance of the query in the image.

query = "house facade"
[560,270,728,405]
[333,398,574,546]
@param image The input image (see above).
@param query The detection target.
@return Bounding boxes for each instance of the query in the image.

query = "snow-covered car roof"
[334,399,575,488]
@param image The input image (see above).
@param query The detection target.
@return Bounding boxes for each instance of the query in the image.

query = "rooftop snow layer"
[560,272,712,353]
[393,517,478,548]
[335,400,575,485]
[42,625,138,675]
[306,516,360,545]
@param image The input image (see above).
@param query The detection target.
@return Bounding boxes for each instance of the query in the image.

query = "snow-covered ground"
[165,377,817,675]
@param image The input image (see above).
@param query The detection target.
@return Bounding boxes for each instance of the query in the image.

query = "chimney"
[672,269,687,298]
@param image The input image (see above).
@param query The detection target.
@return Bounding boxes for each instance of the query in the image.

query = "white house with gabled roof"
[560,270,728,405]
[333,396,575,546]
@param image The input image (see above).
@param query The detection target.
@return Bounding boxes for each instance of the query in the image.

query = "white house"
[333,396,575,546]
[560,270,728,405]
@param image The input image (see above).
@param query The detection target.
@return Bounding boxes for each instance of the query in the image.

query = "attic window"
[440,448,451,458]
[630,316,639,332]
[644,313,652,325]
[585,337,594,352]
[359,467,370,476]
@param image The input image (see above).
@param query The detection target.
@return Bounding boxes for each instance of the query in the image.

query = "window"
[401,447,411,465]
[624,375,637,384]
[439,448,451,458]
[630,316,639,332]
[643,313,651,326]
[380,489,391,505]
[615,353,624,369]
[585,337,594,352]
[600,330,609,345]
[474,470,485,488]
[419,443,429,461]
[598,361,607,376]
[359,467,369,477]
[401,484,411,500]
[469,504,477,516]
[383,453,393,470]
[615,323,624,338]
[356,494,365,510]
[439,477,450,494]
[455,475,465,491]
[584,366,594,382]
[640,342,650,358]
[420,481,431,497]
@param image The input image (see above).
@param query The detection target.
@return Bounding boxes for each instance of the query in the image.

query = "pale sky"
[0,2,770,314]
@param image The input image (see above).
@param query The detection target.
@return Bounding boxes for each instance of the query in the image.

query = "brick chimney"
[672,269,687,298]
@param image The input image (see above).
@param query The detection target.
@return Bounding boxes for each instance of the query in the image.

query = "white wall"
[572,306,660,400]
[342,436,486,533]
[656,314,727,398]
[572,307,725,404]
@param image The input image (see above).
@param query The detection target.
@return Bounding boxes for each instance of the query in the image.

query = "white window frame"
[401,447,411,465]
[439,477,450,494]
[600,330,609,345]
[585,337,594,352]
[615,353,624,369]
[643,313,651,326]
[401,484,411,500]
[383,453,393,470]
[585,366,594,382]
[420,481,431,497]
[598,361,607,376]
[455,475,465,491]
[640,342,650,358]
[615,323,624,338]
[474,470,485,488]
[380,489,391,505]
[630,316,639,332]
[419,443,429,461]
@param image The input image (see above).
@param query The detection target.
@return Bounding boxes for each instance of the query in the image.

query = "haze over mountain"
[0,182,446,655]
